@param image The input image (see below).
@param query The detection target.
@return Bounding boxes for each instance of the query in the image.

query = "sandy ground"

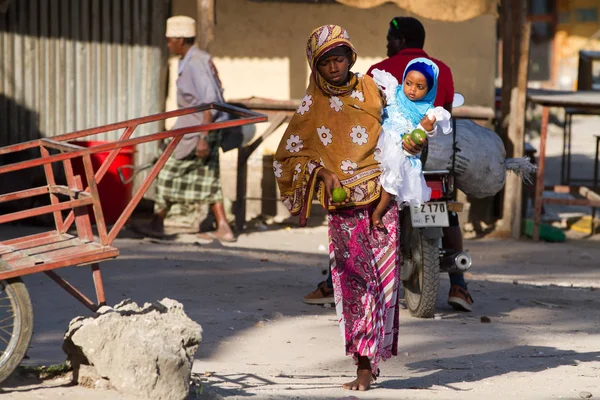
[0,116,599,399]
[0,223,599,400]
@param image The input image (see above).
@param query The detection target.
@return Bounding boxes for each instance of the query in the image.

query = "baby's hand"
[420,115,436,132]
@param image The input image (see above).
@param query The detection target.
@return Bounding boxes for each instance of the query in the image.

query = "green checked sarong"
[154,131,223,214]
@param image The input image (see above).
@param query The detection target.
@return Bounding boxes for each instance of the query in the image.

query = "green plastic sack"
[522,219,566,242]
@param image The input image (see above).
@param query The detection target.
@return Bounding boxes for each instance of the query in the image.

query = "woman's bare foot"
[343,355,374,391]
[342,368,373,391]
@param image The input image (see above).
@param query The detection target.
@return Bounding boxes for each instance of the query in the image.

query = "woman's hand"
[420,115,436,132]
[317,168,344,205]
[402,135,426,155]
[195,135,209,159]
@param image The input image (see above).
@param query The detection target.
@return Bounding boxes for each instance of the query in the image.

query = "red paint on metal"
[91,263,106,306]
[82,154,109,244]
[107,133,183,243]
[40,146,65,233]
[44,270,99,312]
[72,175,94,243]
[0,186,50,203]
[0,247,120,280]
[0,231,63,247]
[0,197,94,225]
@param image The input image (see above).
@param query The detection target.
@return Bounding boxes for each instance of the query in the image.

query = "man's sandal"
[303,281,334,305]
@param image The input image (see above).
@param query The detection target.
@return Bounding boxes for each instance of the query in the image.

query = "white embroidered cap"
[166,16,196,38]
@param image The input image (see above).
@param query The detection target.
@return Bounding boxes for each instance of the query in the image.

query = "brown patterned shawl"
[274,25,384,226]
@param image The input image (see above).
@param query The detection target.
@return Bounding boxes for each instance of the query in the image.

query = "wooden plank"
[1,236,88,261]
[501,9,531,239]
[580,186,600,201]
[528,91,600,108]
[197,0,215,51]
[1,234,75,252]
[0,247,119,280]
[545,185,600,199]
[547,185,575,193]
[0,231,65,247]
[542,197,600,207]
[499,0,514,142]
[452,105,495,121]
[8,243,116,268]
[0,234,73,256]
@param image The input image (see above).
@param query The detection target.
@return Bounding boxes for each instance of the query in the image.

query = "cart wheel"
[0,277,34,384]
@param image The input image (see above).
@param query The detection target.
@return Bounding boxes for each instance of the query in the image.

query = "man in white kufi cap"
[165,15,196,38]
[150,15,235,242]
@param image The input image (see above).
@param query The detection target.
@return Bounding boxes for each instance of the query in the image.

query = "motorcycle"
[400,93,473,318]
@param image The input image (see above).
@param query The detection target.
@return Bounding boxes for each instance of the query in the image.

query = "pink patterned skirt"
[328,203,401,375]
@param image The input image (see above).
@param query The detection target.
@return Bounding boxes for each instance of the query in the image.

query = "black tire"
[402,229,440,318]
[0,276,34,384]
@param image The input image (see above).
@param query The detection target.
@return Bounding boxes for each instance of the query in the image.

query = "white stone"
[63,298,202,400]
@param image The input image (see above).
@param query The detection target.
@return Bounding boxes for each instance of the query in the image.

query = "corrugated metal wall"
[0,0,170,191]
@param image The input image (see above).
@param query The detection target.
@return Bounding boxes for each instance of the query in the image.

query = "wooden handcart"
[0,103,266,382]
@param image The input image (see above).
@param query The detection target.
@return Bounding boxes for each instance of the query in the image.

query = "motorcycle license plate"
[410,201,450,227]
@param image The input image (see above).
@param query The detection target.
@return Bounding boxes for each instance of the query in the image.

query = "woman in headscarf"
[274,25,423,391]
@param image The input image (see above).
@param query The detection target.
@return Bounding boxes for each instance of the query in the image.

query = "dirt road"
[1,223,599,400]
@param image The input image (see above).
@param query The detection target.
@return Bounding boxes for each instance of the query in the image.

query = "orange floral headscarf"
[306,24,358,96]
[274,25,384,226]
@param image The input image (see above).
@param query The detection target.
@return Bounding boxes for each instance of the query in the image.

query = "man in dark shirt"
[368,16,473,312]
[367,17,454,112]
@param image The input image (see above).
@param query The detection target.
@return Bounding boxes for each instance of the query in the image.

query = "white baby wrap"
[372,69,452,209]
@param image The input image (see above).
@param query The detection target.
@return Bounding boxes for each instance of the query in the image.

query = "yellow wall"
[555,0,600,89]
[170,0,497,221]
[173,0,496,106]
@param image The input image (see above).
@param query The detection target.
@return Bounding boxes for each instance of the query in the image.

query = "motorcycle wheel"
[402,228,440,318]
[0,265,34,384]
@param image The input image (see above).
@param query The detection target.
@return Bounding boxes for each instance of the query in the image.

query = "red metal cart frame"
[0,103,266,381]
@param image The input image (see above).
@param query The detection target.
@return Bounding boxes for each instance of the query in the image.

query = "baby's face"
[403,70,428,101]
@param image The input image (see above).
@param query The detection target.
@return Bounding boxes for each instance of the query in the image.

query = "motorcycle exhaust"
[440,251,472,273]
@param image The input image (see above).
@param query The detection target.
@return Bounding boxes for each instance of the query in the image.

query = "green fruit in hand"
[411,128,427,144]
[332,187,347,203]
[403,128,427,146]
